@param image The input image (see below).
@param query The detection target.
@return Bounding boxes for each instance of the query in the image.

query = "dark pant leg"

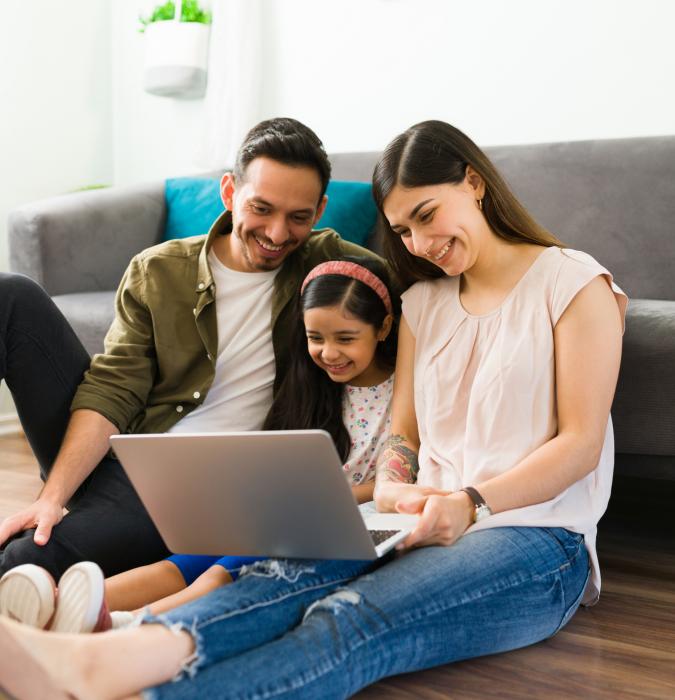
[0,272,90,476]
[0,273,171,577]
[1,457,170,578]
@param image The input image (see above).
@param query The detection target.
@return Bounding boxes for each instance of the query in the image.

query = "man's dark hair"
[234,118,332,200]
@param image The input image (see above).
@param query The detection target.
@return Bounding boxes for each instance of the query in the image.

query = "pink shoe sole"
[0,564,57,629]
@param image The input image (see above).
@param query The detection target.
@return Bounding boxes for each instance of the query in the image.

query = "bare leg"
[0,621,67,699]
[0,615,192,700]
[105,560,187,612]
[145,565,232,616]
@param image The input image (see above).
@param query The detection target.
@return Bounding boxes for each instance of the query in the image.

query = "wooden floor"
[1,434,674,699]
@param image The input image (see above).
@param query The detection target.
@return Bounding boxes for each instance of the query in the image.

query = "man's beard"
[234,224,291,272]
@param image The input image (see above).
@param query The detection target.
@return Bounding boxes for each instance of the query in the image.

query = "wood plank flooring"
[1,434,674,699]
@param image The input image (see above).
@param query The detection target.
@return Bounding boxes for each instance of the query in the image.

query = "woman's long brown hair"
[372,120,562,286]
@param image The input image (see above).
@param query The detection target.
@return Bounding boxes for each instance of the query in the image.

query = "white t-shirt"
[169,249,279,434]
[341,375,394,485]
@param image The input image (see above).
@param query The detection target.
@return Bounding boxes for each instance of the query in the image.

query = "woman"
[0,121,625,700]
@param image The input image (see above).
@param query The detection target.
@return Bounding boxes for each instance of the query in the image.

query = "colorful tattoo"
[377,434,419,484]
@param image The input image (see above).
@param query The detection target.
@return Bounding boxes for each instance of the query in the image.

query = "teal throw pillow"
[316,181,377,246]
[163,177,224,241]
[163,177,377,245]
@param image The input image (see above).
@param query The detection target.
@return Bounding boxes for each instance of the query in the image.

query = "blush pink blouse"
[401,247,628,605]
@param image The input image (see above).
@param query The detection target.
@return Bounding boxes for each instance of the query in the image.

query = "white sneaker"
[51,561,112,633]
[0,564,57,628]
[110,609,136,629]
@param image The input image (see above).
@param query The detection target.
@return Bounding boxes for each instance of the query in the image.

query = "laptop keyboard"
[369,529,401,546]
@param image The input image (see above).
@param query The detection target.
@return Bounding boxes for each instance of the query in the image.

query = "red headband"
[300,261,393,315]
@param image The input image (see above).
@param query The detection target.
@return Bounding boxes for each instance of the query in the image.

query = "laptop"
[110,430,419,560]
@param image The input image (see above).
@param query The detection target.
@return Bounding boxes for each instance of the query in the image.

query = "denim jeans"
[143,526,589,700]
[0,273,170,577]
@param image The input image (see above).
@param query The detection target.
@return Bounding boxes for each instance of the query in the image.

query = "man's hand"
[0,408,119,550]
[0,497,65,548]
[395,491,474,549]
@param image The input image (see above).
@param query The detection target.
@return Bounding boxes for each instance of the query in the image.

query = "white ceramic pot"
[143,20,210,99]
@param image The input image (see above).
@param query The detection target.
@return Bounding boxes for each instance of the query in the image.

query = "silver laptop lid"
[111,430,384,560]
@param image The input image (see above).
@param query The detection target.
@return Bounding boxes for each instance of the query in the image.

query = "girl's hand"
[351,481,375,504]
[395,491,474,549]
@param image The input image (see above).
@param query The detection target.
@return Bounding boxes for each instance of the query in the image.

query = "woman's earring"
[477,198,484,211]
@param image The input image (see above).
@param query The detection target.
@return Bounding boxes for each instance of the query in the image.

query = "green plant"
[139,1,212,32]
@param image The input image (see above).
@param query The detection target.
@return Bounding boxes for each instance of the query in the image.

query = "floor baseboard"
[0,412,21,436]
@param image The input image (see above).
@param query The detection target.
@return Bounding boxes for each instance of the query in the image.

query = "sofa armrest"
[612,299,675,456]
[8,182,166,295]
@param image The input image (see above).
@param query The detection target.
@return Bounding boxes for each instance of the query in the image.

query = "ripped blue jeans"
[142,527,589,700]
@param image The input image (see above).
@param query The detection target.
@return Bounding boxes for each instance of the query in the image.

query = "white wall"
[110,0,675,181]
[111,0,211,184]
[0,0,113,415]
[262,0,675,152]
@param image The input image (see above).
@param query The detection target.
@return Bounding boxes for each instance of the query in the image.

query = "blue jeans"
[142,526,589,700]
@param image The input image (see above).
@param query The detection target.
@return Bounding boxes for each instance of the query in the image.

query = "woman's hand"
[374,481,450,512]
[395,491,474,549]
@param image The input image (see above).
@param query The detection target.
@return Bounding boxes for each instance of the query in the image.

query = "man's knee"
[0,273,57,329]
[0,272,47,304]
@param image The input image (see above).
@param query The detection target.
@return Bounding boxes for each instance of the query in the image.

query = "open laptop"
[110,430,418,560]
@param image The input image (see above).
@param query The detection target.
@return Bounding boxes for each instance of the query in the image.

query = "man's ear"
[465,165,486,200]
[313,194,328,224]
[378,314,394,341]
[220,172,236,210]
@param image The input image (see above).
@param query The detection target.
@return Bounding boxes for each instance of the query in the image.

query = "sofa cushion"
[163,178,377,245]
[314,181,377,247]
[164,177,224,240]
[52,291,116,357]
[612,299,675,456]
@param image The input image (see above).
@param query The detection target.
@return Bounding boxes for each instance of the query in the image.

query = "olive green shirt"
[71,211,379,434]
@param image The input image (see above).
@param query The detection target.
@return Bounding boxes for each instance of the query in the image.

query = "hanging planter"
[140,0,211,99]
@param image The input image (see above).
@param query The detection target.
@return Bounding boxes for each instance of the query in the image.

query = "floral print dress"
[341,374,394,485]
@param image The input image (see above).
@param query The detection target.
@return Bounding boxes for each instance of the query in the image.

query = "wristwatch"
[461,486,492,523]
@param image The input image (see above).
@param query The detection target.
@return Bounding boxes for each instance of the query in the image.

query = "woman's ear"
[465,165,486,200]
[378,314,394,341]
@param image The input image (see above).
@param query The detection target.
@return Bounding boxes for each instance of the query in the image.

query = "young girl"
[0,255,398,632]
[264,254,398,501]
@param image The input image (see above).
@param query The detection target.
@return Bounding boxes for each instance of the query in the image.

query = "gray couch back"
[330,136,675,301]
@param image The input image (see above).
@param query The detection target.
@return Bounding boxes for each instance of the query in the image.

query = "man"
[0,118,378,578]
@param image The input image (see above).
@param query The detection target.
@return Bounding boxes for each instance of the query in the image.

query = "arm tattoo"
[377,434,420,484]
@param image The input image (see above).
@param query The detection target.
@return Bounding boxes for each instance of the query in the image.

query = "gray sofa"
[8,136,675,480]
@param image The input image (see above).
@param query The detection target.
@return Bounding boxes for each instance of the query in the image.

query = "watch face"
[475,504,492,522]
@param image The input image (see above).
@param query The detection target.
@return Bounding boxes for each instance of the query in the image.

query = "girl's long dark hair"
[372,120,562,287]
[263,256,398,462]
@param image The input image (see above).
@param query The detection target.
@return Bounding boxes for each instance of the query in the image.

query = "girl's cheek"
[308,349,322,366]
